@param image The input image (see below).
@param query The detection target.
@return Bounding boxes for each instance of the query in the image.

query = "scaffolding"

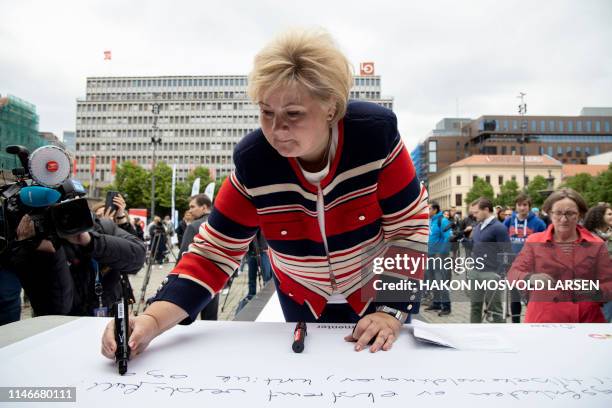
[0,94,44,174]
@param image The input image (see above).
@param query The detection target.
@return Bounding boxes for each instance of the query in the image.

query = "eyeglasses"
[550,211,579,220]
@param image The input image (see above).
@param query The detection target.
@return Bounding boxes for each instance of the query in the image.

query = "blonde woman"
[102,28,428,357]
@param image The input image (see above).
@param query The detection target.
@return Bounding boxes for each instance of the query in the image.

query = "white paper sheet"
[0,318,611,407]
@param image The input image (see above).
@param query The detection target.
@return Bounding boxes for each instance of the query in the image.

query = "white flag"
[191,177,201,196]
[204,182,216,203]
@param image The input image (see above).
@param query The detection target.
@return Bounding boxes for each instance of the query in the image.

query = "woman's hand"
[101,314,160,360]
[529,273,555,285]
[344,312,401,353]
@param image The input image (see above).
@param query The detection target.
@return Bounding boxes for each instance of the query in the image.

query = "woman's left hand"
[344,312,401,353]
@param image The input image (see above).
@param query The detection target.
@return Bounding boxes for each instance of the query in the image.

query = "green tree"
[106,161,150,209]
[584,164,612,206]
[466,177,494,205]
[495,180,519,207]
[152,162,174,215]
[561,172,594,196]
[525,175,549,208]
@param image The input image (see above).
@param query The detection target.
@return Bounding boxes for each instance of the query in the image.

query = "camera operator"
[9,210,146,317]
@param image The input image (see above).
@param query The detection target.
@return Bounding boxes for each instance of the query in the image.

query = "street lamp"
[150,103,162,220]
[517,92,528,191]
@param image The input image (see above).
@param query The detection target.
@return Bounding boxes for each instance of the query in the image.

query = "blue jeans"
[0,267,22,325]
[247,252,272,298]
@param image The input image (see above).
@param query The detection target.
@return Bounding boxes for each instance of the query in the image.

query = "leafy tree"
[525,175,549,208]
[495,180,519,207]
[106,161,150,209]
[466,177,494,205]
[584,164,612,206]
[562,173,594,196]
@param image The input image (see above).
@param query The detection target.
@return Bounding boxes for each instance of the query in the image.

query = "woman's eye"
[287,111,302,118]
[261,110,274,118]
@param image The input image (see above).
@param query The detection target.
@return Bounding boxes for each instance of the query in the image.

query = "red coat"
[508,224,612,323]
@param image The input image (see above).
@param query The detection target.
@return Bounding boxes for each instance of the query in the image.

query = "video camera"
[0,144,94,256]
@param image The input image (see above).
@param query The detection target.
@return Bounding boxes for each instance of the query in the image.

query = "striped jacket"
[154,101,429,322]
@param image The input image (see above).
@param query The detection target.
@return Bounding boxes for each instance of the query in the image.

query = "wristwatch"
[375,305,409,323]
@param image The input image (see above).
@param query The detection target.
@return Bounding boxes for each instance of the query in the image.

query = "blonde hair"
[248,28,353,123]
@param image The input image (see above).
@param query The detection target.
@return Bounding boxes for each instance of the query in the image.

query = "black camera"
[0,145,94,256]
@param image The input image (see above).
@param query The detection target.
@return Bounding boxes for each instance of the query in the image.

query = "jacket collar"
[542,223,600,243]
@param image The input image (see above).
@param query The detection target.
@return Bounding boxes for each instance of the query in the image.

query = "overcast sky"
[1,0,611,152]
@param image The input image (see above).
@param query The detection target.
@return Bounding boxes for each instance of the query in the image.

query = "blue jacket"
[503,211,546,253]
[429,212,451,255]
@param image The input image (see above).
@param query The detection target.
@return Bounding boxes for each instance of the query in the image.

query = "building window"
[511,175,517,182]
[558,121,564,132]
[429,151,437,163]
[456,175,461,185]
[455,194,462,207]
[586,121,592,132]
[429,140,437,151]
[549,120,555,131]
[566,146,572,156]
[485,175,491,184]
[525,176,529,185]
[595,121,601,132]
[538,146,544,154]
[428,163,437,172]
[585,146,590,156]
[576,146,581,157]
[568,120,573,132]
[547,146,553,156]
[512,120,518,130]
[577,121,582,131]
[498,175,503,185]
[511,146,516,155]
[473,175,478,183]
[540,120,546,131]
[605,122,611,132]
[594,146,600,155]
[531,120,537,131]
[501,146,507,155]
[557,146,563,155]
[503,120,509,130]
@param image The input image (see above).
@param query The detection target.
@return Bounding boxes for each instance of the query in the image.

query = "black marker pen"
[292,322,307,353]
[113,298,130,375]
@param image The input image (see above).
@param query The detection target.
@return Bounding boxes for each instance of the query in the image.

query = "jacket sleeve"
[10,245,74,315]
[153,172,259,323]
[90,219,146,275]
[374,123,429,315]
[595,243,612,301]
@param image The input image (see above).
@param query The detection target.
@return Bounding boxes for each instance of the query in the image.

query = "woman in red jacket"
[508,188,611,323]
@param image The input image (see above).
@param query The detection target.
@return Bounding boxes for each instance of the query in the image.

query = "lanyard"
[92,259,103,309]
[514,217,528,238]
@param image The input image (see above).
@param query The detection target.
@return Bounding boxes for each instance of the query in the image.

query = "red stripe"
[377,144,416,200]
[214,177,259,228]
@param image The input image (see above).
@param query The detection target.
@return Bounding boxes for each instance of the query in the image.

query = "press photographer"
[0,145,146,317]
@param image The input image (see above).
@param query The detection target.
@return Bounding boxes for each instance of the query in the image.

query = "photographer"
[93,193,139,238]
[9,211,146,317]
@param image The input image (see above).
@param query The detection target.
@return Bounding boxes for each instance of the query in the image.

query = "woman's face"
[604,208,612,228]
[258,84,333,161]
[550,198,579,234]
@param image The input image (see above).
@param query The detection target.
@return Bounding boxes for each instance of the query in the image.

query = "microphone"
[19,186,61,208]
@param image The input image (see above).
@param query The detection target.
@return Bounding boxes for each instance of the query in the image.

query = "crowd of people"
[427,190,612,323]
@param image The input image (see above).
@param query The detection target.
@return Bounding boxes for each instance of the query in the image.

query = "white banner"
[171,164,177,228]
[204,182,216,203]
[191,177,201,196]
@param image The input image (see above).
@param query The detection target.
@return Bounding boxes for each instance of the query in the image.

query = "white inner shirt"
[297,125,347,304]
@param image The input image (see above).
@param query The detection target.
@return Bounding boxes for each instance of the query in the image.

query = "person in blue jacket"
[503,193,546,322]
[427,201,452,316]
